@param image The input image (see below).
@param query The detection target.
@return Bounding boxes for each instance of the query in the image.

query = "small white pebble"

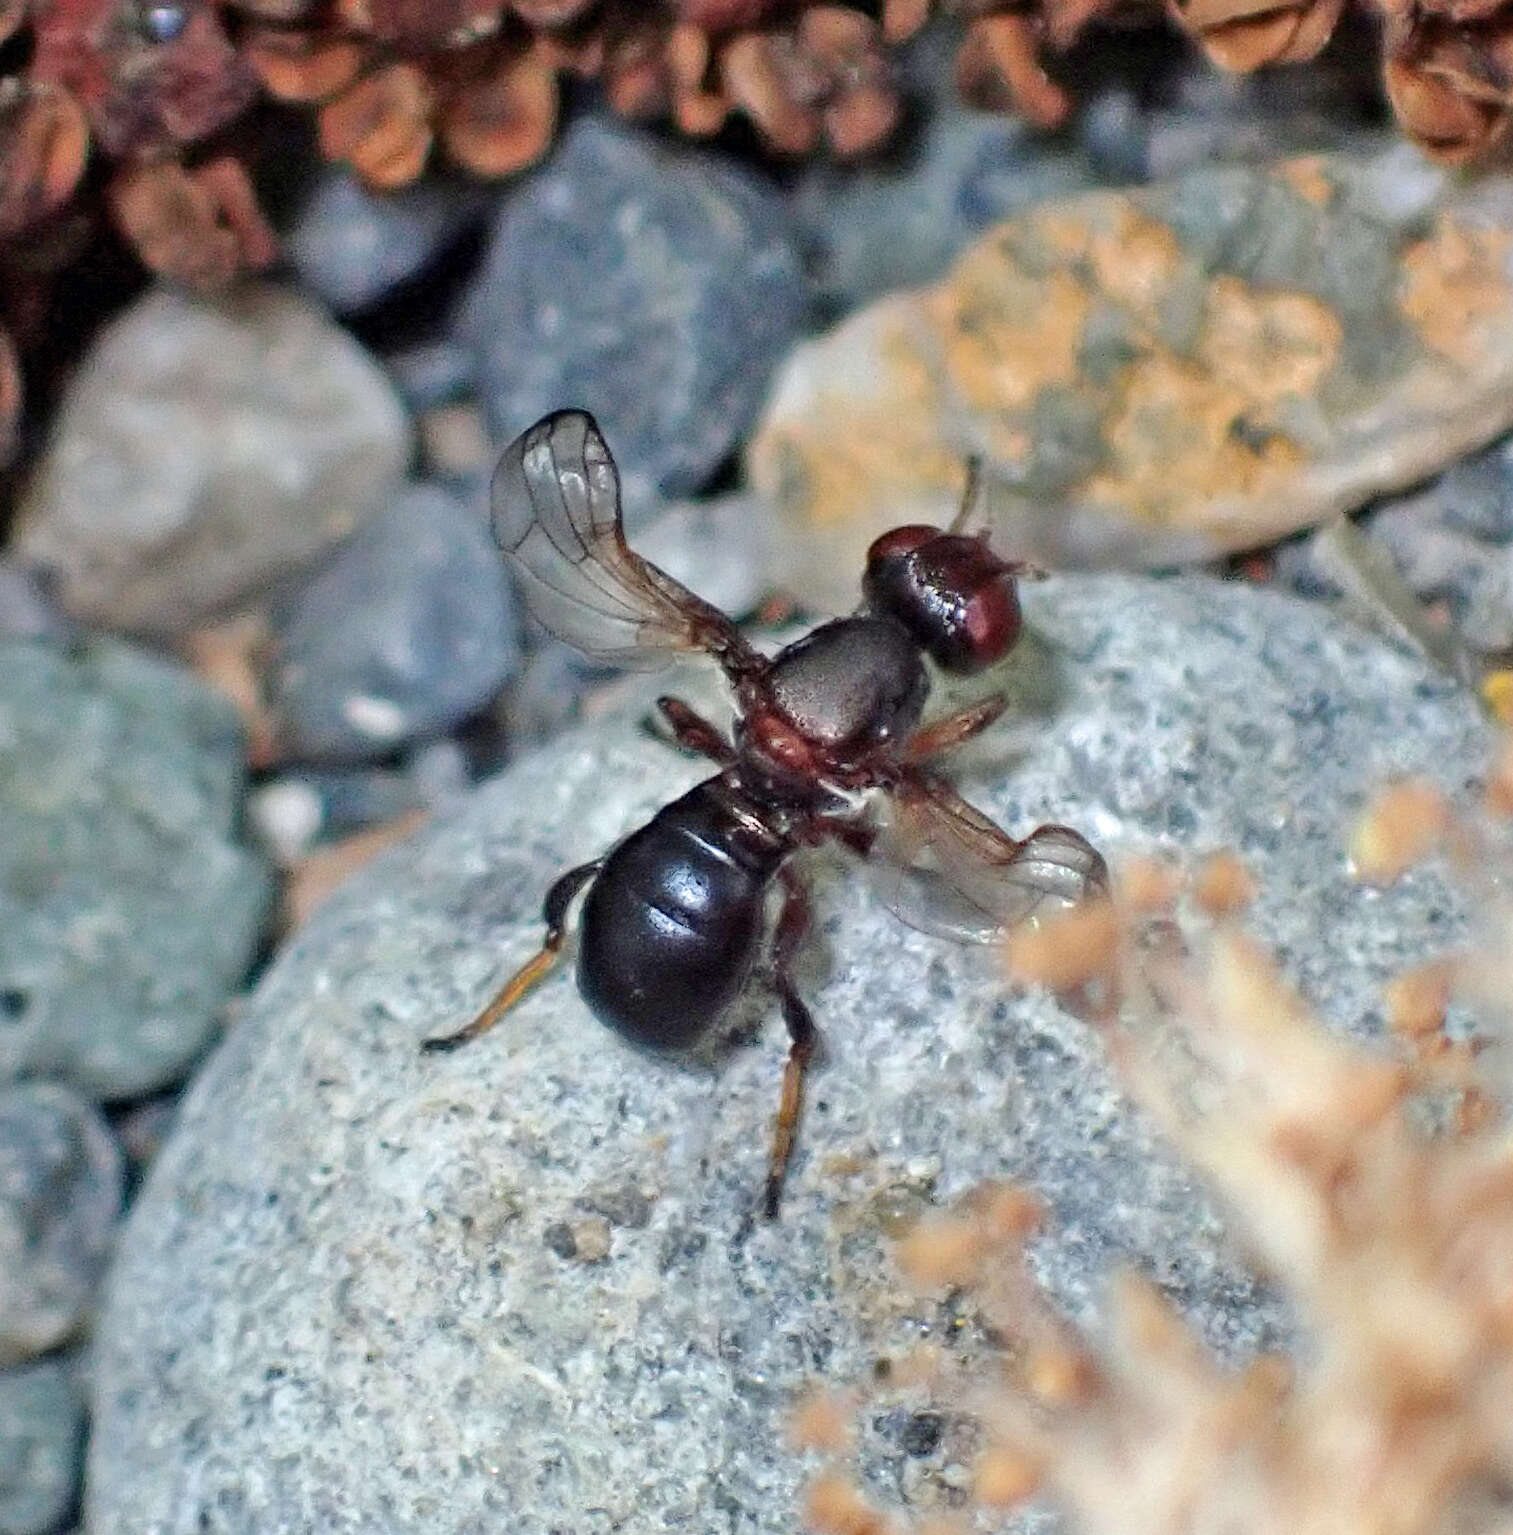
[248,780,323,865]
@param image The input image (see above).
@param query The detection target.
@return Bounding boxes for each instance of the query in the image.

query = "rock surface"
[287,170,491,317]
[269,483,520,763]
[790,106,1096,314]
[750,146,1513,614]
[88,576,1489,1534]
[458,117,807,521]
[0,1083,122,1366]
[0,1357,84,1535]
[1277,434,1513,658]
[0,639,272,1099]
[13,284,411,637]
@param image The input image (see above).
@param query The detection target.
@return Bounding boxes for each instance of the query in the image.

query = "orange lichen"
[1399,217,1513,369]
[1197,278,1342,403]
[933,255,1089,414]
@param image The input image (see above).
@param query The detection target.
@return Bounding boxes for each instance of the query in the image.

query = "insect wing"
[870,774,1108,944]
[492,410,759,673]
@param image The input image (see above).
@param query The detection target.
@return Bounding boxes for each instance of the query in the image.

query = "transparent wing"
[868,772,1108,945]
[491,410,761,675]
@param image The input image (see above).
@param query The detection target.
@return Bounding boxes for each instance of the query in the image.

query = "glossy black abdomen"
[578,780,785,1052]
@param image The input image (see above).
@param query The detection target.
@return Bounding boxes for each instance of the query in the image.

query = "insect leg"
[764,865,818,1220]
[652,695,737,766]
[900,694,1008,762]
[422,860,602,1054]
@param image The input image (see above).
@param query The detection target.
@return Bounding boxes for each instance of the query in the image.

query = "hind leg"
[423,860,602,1053]
[764,866,819,1220]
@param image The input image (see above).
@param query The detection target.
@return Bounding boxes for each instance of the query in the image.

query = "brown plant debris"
[800,758,1513,1535]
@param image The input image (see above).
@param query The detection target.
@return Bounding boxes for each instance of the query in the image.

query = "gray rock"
[382,340,477,413]
[270,482,520,762]
[499,638,611,752]
[0,639,273,1100]
[458,116,807,520]
[632,490,778,622]
[0,567,74,648]
[1081,52,1386,184]
[0,1358,84,1535]
[1275,436,1513,656]
[288,170,492,317]
[791,108,1097,314]
[0,1084,122,1366]
[88,576,1490,1533]
[13,284,411,638]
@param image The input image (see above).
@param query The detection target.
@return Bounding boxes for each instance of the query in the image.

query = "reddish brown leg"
[655,695,736,765]
[901,694,1008,762]
[422,860,601,1053]
[764,866,817,1220]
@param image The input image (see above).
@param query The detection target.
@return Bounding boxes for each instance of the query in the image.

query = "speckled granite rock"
[88,577,1488,1534]
[750,146,1513,614]
[0,640,272,1100]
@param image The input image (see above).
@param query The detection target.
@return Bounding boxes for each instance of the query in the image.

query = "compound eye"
[865,524,940,569]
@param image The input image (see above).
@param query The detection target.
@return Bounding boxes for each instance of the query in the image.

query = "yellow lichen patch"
[759,310,959,531]
[1082,350,1303,527]
[1197,276,1341,403]
[931,250,1090,413]
[1481,669,1513,727]
[1085,206,1185,325]
[1279,154,1337,208]
[1400,215,1513,368]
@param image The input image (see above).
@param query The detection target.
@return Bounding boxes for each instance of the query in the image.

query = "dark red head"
[862,525,1024,676]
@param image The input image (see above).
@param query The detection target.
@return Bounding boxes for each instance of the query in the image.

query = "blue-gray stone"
[288,170,493,317]
[0,566,73,648]
[0,1083,122,1366]
[457,115,807,521]
[0,641,272,1101]
[271,483,521,763]
[791,108,1096,313]
[0,1357,84,1535]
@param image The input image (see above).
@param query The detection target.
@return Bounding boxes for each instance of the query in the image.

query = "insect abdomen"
[577,781,785,1052]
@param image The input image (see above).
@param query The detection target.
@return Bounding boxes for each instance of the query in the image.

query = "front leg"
[650,695,737,766]
[901,694,1007,762]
